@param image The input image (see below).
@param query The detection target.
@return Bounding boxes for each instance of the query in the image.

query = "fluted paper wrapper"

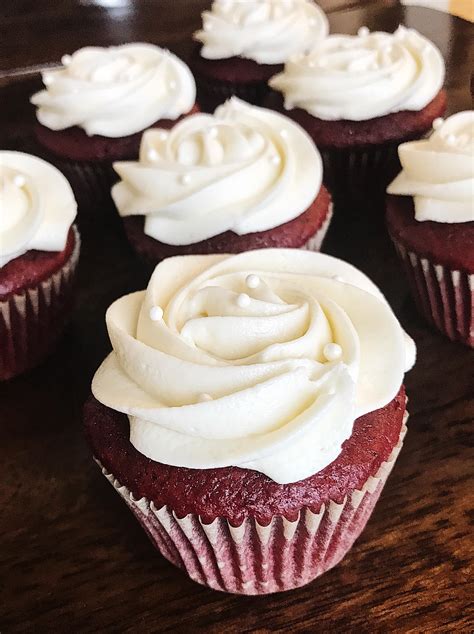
[195,73,270,113]
[95,417,407,595]
[392,240,474,347]
[54,160,116,214]
[0,226,81,380]
[321,143,401,200]
[302,204,333,252]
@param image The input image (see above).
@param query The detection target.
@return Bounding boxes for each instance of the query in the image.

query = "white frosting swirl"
[112,98,322,245]
[269,26,444,120]
[387,111,474,223]
[194,0,329,64]
[0,152,77,268]
[31,44,196,137]
[92,249,415,484]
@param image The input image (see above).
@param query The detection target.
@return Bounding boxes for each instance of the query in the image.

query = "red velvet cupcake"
[192,0,328,112]
[0,152,80,380]
[112,98,332,267]
[386,111,474,347]
[267,26,446,198]
[30,43,198,212]
[86,248,416,594]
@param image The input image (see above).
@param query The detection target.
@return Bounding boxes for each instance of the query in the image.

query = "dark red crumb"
[264,90,447,149]
[190,45,283,84]
[34,104,200,162]
[122,184,332,266]
[386,195,474,273]
[0,228,76,300]
[84,386,406,526]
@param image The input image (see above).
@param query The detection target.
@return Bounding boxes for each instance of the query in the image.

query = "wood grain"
[0,1,473,632]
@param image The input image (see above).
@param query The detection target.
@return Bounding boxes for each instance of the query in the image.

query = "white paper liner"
[301,203,333,252]
[393,241,474,347]
[0,226,81,379]
[94,414,407,595]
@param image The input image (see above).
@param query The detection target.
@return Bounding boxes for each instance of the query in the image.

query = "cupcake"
[387,111,474,347]
[30,43,198,211]
[192,0,328,111]
[112,98,332,266]
[85,248,415,594]
[267,26,446,197]
[0,152,80,380]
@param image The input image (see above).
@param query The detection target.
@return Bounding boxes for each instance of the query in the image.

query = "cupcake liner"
[52,159,116,215]
[301,204,333,252]
[391,240,474,347]
[320,143,401,200]
[94,414,407,595]
[0,226,81,380]
[194,72,270,113]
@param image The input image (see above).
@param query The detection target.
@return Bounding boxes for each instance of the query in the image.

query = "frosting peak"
[194,0,329,65]
[31,44,196,137]
[387,111,474,223]
[112,98,322,245]
[92,249,415,483]
[269,26,445,120]
[0,152,77,268]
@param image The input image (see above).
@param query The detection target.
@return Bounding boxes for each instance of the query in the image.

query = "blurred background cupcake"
[192,0,328,111]
[387,111,474,347]
[0,151,80,380]
[112,98,332,267]
[85,248,415,594]
[30,43,198,212]
[267,26,446,199]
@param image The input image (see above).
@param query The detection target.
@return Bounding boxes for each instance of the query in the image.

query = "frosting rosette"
[194,0,328,64]
[0,151,77,267]
[269,26,444,121]
[31,44,196,137]
[112,98,322,245]
[387,111,474,223]
[92,249,415,484]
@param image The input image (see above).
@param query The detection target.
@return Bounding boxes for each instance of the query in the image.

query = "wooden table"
[1,1,473,631]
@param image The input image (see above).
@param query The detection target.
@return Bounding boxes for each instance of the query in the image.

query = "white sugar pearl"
[149,306,163,321]
[358,26,370,37]
[43,75,54,86]
[180,173,191,185]
[323,342,342,361]
[309,18,317,26]
[432,117,444,130]
[246,274,260,289]
[61,54,72,66]
[280,129,288,139]
[207,126,218,138]
[198,393,213,402]
[237,293,251,308]
[446,134,456,145]
[332,275,344,282]
[147,149,159,161]
[13,175,26,188]
[270,154,281,165]
[157,130,169,140]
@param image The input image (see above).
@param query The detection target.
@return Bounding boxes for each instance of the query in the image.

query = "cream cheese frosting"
[269,26,445,121]
[112,98,323,245]
[92,249,415,484]
[31,44,196,138]
[194,0,329,65]
[0,152,77,268]
[387,111,474,223]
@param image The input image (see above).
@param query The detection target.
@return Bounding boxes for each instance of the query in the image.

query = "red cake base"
[264,90,447,196]
[0,227,81,380]
[84,387,406,594]
[122,185,332,267]
[191,46,282,112]
[387,195,474,346]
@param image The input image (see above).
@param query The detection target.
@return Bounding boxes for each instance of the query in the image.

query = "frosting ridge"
[269,26,445,121]
[112,98,322,245]
[31,44,196,137]
[0,152,77,267]
[92,249,415,483]
[387,111,474,223]
[194,0,328,64]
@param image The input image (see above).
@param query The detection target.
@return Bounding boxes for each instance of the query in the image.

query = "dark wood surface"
[1,1,473,632]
